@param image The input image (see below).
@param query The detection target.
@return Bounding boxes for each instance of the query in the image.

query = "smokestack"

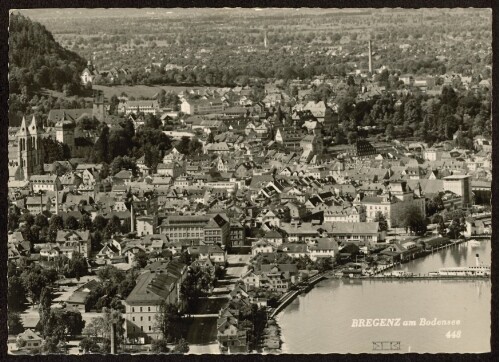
[55,191,59,215]
[368,40,373,74]
[130,202,135,233]
[110,323,117,354]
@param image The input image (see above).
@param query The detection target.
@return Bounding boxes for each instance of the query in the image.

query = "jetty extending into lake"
[359,274,490,280]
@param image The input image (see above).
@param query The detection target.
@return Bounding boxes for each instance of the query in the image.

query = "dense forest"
[9,13,86,94]
[8,13,89,125]
[329,83,492,146]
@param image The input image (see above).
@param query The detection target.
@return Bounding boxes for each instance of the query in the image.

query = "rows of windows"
[205,230,221,235]
[335,235,375,240]
[169,232,202,238]
[131,306,152,312]
[368,205,389,211]
[166,220,209,226]
[166,226,204,232]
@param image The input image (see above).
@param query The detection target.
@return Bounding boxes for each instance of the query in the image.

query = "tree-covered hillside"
[9,13,86,95]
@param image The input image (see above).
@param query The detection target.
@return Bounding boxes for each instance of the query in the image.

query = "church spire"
[29,115,38,133]
[19,116,30,135]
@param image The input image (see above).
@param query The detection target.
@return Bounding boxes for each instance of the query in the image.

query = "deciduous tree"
[79,214,92,230]
[8,276,27,311]
[64,215,79,230]
[151,338,169,353]
[172,338,189,354]
[48,215,64,242]
[8,312,25,335]
[155,302,183,342]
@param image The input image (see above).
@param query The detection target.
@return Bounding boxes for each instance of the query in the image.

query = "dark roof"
[260,263,298,274]
[126,261,186,305]
[264,230,282,239]
[48,109,93,123]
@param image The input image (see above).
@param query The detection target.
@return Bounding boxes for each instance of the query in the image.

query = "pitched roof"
[260,263,298,274]
[56,230,90,241]
[310,237,339,251]
[188,244,224,254]
[48,109,93,123]
[125,262,186,305]
[127,100,160,108]
[279,243,308,253]
[114,170,133,179]
[264,230,282,239]
[330,222,379,235]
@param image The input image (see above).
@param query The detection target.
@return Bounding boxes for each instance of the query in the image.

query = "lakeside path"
[269,272,328,319]
[188,343,220,354]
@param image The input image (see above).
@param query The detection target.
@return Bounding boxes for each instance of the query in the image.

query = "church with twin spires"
[9,115,44,181]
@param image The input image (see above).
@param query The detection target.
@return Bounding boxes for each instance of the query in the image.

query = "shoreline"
[272,237,490,353]
[269,238,483,316]
[268,272,328,319]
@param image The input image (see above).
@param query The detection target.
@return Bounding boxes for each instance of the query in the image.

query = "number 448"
[446,330,461,339]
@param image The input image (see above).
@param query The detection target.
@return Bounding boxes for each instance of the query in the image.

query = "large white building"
[124,100,160,115]
[30,175,61,193]
[123,261,187,343]
[443,175,473,208]
[423,148,442,161]
[353,181,426,228]
[181,98,224,115]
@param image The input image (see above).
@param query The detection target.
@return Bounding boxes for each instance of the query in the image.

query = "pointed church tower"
[16,115,43,181]
[28,115,43,176]
[17,116,31,181]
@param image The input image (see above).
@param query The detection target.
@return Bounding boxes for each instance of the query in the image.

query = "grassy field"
[40,88,93,102]
[92,85,217,99]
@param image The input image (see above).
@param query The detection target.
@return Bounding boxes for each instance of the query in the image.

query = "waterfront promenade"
[268,272,327,319]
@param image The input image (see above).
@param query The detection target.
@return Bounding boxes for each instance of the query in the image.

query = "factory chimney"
[55,191,59,215]
[264,31,268,49]
[130,202,135,233]
[110,323,117,354]
[368,40,373,74]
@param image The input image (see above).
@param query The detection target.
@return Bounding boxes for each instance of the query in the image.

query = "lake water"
[277,239,492,354]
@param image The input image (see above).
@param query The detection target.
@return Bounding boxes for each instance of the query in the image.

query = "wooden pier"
[359,274,490,281]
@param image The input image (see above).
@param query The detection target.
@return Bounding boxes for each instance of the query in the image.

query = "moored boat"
[430,254,490,277]
[468,239,481,247]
